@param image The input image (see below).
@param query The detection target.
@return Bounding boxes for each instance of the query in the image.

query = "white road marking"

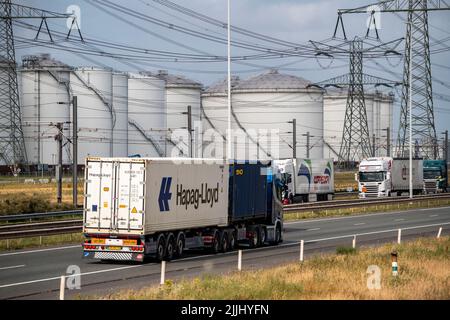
[306,228,321,231]
[353,223,365,226]
[0,245,80,257]
[0,264,145,289]
[284,206,450,225]
[430,215,438,217]
[0,264,25,271]
[395,219,405,221]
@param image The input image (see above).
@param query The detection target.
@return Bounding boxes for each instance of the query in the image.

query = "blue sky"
[14,0,450,138]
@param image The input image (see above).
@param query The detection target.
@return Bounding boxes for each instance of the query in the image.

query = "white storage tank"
[19,54,72,165]
[112,72,128,157]
[202,70,324,160]
[127,73,166,157]
[147,70,202,157]
[70,67,114,162]
[323,88,394,160]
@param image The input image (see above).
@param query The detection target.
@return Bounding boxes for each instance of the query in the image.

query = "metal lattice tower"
[0,1,82,167]
[0,0,26,165]
[338,0,450,159]
[310,36,402,166]
[340,39,373,163]
[397,0,436,158]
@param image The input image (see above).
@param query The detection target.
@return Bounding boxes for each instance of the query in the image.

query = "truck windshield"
[424,169,441,179]
[359,171,384,182]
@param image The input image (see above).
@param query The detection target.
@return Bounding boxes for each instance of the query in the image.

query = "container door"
[115,161,145,231]
[85,161,115,230]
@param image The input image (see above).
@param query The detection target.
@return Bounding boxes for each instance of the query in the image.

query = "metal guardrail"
[0,219,83,240]
[0,210,83,222]
[283,193,450,212]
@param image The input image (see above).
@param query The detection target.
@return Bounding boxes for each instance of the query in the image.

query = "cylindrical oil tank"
[202,70,324,160]
[127,73,166,157]
[148,70,202,157]
[323,88,394,160]
[70,67,113,162]
[112,72,128,157]
[19,54,72,165]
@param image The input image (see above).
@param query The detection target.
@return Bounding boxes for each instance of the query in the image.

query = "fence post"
[6,239,9,250]
[437,227,442,239]
[160,261,166,285]
[352,235,356,249]
[397,229,402,244]
[59,275,65,300]
[299,240,304,262]
[39,236,42,246]
[238,250,242,271]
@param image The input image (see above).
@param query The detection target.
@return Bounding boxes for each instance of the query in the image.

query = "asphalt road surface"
[0,206,448,300]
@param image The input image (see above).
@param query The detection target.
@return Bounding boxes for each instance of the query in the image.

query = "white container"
[158,71,202,158]
[112,72,128,157]
[19,58,72,165]
[127,74,166,157]
[391,158,423,191]
[202,70,323,160]
[273,158,334,199]
[323,90,394,161]
[71,67,114,162]
[83,157,229,236]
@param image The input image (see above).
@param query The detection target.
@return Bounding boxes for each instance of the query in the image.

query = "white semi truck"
[273,158,334,202]
[357,157,423,198]
[82,157,284,262]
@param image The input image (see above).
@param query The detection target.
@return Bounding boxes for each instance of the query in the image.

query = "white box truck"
[357,157,423,198]
[82,157,284,262]
[273,158,334,202]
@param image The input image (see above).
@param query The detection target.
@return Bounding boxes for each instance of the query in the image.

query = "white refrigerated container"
[83,157,229,236]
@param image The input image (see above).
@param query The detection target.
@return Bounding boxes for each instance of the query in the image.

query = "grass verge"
[0,232,83,251]
[284,198,450,221]
[85,236,450,300]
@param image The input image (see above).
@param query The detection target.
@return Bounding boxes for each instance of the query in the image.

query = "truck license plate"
[109,246,122,251]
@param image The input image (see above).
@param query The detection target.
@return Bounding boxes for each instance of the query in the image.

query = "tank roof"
[21,54,71,69]
[204,69,313,94]
[140,70,202,88]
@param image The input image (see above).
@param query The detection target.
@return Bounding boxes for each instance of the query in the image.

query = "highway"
[0,206,448,300]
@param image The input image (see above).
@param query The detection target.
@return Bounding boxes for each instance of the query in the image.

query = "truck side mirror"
[354,173,358,182]
[387,172,391,180]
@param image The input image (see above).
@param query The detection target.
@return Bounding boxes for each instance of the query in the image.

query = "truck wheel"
[212,230,220,254]
[156,235,166,261]
[175,233,185,258]
[274,224,282,244]
[228,231,237,250]
[250,227,259,248]
[221,233,228,252]
[165,234,175,261]
[259,226,267,246]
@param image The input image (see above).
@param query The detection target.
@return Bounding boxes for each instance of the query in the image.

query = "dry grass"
[0,182,83,215]
[0,232,84,251]
[88,236,450,300]
[334,171,358,192]
[284,198,450,221]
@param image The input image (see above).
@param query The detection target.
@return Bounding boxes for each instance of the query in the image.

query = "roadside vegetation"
[0,232,83,251]
[284,197,450,221]
[88,236,450,300]
[0,181,83,215]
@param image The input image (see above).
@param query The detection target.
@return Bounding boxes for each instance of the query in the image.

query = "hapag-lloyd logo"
[158,177,172,212]
[158,177,219,212]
